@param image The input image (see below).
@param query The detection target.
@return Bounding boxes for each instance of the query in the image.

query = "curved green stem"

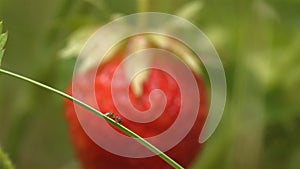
[0,146,14,169]
[0,68,184,169]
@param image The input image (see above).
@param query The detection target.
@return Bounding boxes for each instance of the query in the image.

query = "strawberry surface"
[64,50,207,169]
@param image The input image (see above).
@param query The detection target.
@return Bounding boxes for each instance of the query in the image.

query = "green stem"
[138,0,149,13]
[137,0,149,29]
[0,68,184,169]
[0,146,14,169]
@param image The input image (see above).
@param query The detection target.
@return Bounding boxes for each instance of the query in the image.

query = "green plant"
[0,21,185,169]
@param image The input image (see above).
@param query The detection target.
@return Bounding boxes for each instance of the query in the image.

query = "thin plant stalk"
[0,68,184,169]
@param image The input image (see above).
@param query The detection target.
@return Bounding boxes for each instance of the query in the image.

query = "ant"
[105,112,122,124]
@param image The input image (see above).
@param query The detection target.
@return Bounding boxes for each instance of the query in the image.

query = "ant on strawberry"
[105,112,122,123]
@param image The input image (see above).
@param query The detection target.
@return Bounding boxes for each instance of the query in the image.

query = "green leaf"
[59,25,96,59]
[0,21,3,33]
[175,1,204,20]
[0,146,14,169]
[0,21,8,67]
[0,50,4,65]
[0,32,8,50]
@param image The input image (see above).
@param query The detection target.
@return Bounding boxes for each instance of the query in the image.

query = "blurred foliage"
[0,0,300,169]
[0,146,14,169]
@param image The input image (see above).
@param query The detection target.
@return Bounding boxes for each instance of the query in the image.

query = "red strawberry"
[64,38,207,169]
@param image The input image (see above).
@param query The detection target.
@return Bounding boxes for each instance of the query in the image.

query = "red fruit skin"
[64,53,207,169]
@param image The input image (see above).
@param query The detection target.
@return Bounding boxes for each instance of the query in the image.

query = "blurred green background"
[0,0,300,169]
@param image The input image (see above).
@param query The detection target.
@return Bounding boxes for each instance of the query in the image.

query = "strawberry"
[64,37,207,169]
